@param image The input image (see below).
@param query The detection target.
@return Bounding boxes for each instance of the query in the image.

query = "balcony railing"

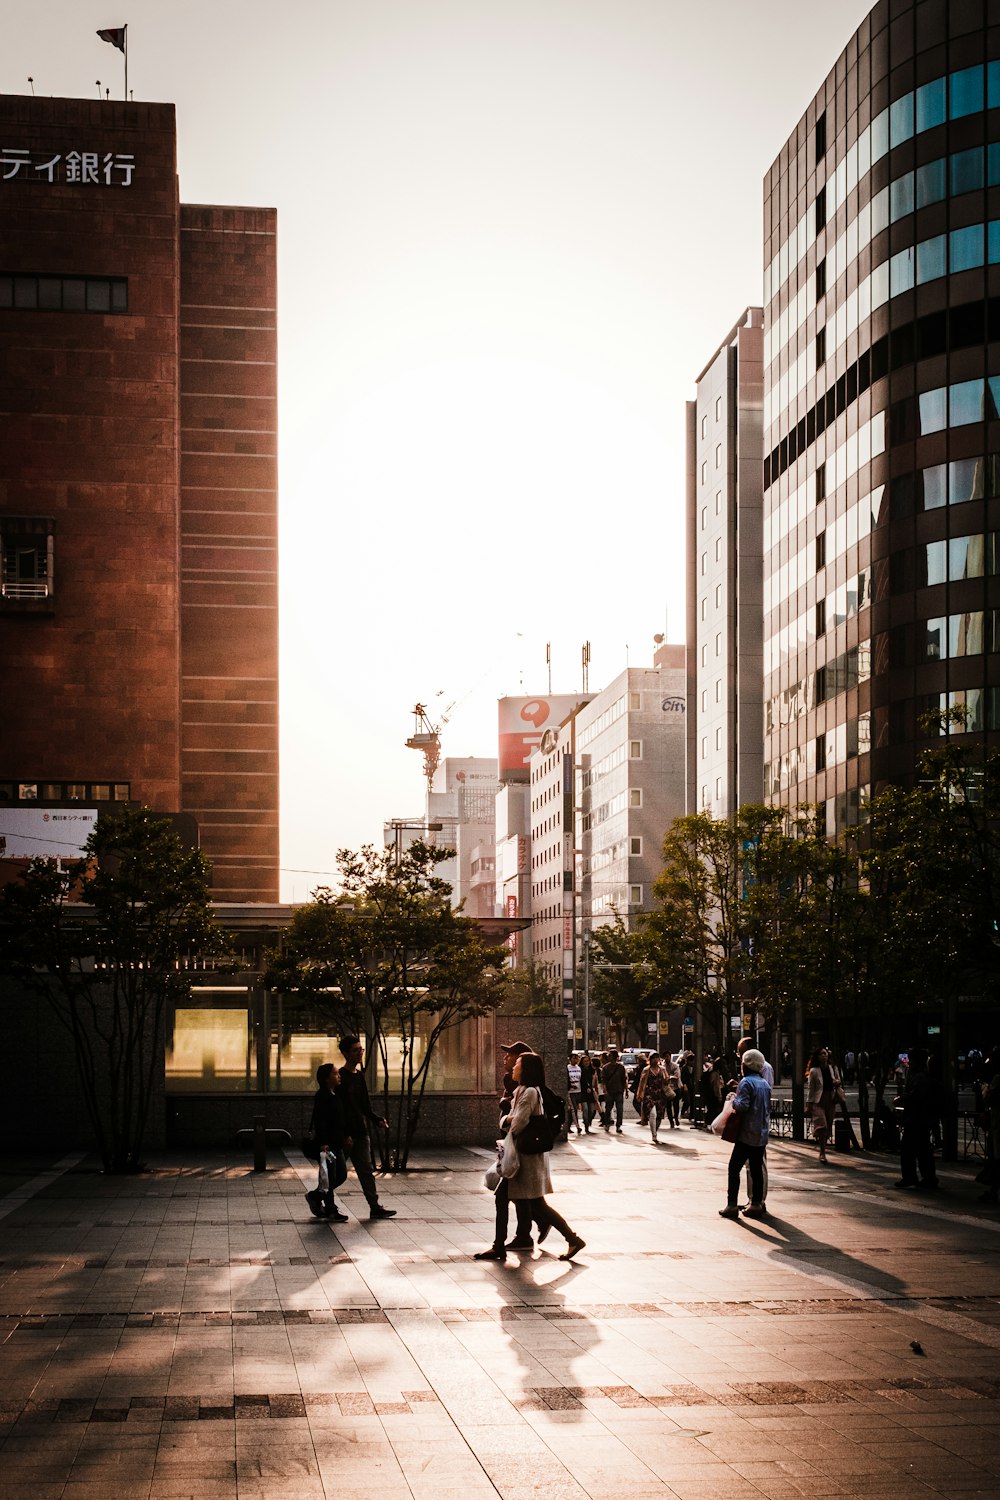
[1,580,50,599]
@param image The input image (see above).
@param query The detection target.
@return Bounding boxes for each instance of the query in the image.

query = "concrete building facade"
[687,309,765,818]
[0,95,278,899]
[763,0,1000,830]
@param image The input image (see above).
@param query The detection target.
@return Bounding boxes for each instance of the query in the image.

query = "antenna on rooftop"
[546,641,551,695]
[28,77,35,96]
[582,640,591,693]
[95,79,102,97]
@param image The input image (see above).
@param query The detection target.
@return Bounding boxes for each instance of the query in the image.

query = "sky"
[5,0,874,899]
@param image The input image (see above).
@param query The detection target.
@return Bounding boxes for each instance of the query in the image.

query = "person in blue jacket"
[719,1049,771,1220]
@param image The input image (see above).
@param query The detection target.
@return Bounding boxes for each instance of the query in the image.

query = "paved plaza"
[0,1120,998,1499]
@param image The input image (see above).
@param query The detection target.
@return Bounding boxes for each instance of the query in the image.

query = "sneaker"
[559,1237,585,1261]
[718,1206,740,1219]
[305,1190,323,1218]
[326,1209,349,1223]
[616,1127,623,1134]
[369,1206,397,1219]
[893,1180,918,1190]
[742,1205,767,1219]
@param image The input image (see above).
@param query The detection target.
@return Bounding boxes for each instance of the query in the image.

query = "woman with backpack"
[474,1052,584,1262]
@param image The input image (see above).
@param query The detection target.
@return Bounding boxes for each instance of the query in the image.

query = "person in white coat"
[488,1052,585,1262]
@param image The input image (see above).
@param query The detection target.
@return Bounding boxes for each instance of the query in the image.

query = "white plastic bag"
[711,1095,736,1137]
[317,1149,330,1194]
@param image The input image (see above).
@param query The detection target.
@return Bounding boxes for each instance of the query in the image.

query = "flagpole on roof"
[124,25,128,102]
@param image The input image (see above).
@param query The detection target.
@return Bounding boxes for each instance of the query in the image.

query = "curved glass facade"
[763,0,1000,830]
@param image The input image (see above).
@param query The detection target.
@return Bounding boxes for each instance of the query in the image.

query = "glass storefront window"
[166,991,253,1092]
[373,1010,490,1094]
[268,997,343,1094]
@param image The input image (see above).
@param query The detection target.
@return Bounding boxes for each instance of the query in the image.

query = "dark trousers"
[900,1122,937,1186]
[346,1134,380,1211]
[604,1092,625,1128]
[493,1177,534,1248]
[521,1195,576,1246]
[727,1141,765,1206]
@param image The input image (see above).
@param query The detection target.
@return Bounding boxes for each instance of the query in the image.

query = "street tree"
[0,807,226,1173]
[267,841,508,1168]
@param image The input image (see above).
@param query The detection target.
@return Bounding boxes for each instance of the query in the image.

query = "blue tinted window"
[922,465,947,511]
[916,157,946,207]
[951,147,984,195]
[987,377,1000,415]
[891,246,915,294]
[917,234,946,284]
[890,172,914,221]
[950,224,984,273]
[990,143,1000,187]
[917,78,947,134]
[989,221,1000,264]
[890,93,915,146]
[950,458,985,506]
[926,540,947,585]
[871,187,889,236]
[919,388,947,434]
[989,60,1000,109]
[871,109,889,162]
[950,379,985,427]
[951,65,984,120]
[916,77,947,132]
[950,535,985,581]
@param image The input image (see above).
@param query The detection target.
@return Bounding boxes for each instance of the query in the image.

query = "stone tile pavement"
[0,1121,998,1498]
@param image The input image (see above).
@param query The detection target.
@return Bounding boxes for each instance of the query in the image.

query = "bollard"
[253,1114,267,1173]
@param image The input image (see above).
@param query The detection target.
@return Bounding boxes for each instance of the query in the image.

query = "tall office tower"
[575,658,686,934]
[686,308,764,817]
[0,96,278,899]
[764,2,1000,835]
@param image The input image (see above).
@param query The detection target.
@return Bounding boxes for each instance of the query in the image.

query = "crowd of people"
[298,1032,1000,1245]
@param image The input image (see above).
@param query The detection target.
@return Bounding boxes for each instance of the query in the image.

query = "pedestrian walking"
[601,1049,629,1132]
[663,1052,682,1128]
[736,1037,773,1205]
[637,1053,670,1142]
[829,1057,862,1151]
[304,1063,350,1222]
[806,1046,835,1165]
[567,1054,583,1134]
[474,1039,541,1259]
[499,1051,584,1261]
[578,1051,599,1132]
[719,1049,771,1220]
[338,1035,396,1220]
[976,1048,1000,1204]
[893,1047,939,1192]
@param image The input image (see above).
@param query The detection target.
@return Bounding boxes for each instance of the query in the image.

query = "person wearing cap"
[474,1040,536,1259]
[719,1048,771,1221]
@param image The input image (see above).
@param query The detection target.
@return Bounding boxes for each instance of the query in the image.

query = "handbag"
[516,1113,558,1154]
[663,1082,677,1101]
[721,1109,742,1143]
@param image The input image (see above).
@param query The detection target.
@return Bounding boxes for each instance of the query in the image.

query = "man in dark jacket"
[894,1047,939,1191]
[339,1036,396,1220]
[601,1050,629,1133]
[305,1063,350,1221]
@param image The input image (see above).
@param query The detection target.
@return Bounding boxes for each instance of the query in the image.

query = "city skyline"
[4,0,872,897]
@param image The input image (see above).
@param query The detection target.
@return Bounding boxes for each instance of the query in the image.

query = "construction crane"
[405,704,441,791]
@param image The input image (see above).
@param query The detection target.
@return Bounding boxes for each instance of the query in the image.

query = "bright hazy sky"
[6,1,873,898]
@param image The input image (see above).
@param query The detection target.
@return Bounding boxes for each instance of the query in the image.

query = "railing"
[1,580,49,599]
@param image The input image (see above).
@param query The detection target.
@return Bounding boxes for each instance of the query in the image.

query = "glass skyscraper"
[763,0,1000,831]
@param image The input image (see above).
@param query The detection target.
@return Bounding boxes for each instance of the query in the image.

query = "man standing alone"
[338,1035,396,1220]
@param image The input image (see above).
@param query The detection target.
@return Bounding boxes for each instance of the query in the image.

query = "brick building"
[0,95,278,900]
